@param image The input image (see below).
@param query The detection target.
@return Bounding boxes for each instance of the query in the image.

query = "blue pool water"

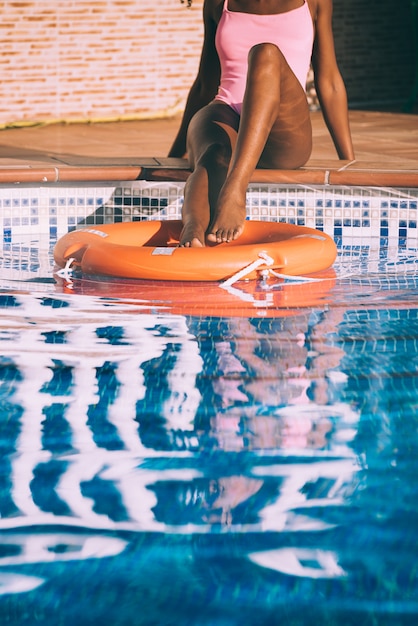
[1,225,418,624]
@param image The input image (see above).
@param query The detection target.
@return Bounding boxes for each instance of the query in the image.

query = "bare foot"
[179,222,205,247]
[206,181,247,243]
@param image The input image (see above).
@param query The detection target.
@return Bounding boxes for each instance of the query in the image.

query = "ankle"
[223,171,249,194]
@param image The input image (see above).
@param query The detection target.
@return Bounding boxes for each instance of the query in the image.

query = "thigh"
[187,101,240,167]
[259,74,313,170]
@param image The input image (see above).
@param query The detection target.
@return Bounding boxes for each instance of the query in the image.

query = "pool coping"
[1,157,418,187]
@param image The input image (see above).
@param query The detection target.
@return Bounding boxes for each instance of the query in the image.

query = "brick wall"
[333,0,415,109]
[0,0,204,126]
[0,0,415,127]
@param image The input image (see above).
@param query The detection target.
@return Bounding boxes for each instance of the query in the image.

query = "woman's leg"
[207,43,312,244]
[180,102,239,247]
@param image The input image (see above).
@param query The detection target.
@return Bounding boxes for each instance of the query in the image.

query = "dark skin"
[170,0,355,247]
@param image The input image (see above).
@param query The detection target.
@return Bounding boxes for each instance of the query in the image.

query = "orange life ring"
[54,219,337,282]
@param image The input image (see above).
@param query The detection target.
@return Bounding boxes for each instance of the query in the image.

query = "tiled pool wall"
[0,181,417,284]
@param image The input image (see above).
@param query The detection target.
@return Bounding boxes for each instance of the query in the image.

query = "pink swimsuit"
[214,0,314,114]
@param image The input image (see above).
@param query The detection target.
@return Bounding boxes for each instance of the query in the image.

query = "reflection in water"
[0,288,418,624]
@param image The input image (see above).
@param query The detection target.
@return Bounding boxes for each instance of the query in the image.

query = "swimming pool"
[1,182,418,625]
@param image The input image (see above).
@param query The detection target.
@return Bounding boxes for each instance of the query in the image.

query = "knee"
[248,42,283,68]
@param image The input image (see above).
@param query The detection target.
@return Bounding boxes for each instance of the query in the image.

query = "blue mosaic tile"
[0,183,417,262]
